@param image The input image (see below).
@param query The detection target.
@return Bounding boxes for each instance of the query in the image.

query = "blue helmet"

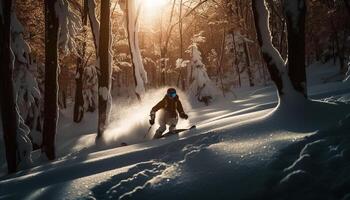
[167,88,177,98]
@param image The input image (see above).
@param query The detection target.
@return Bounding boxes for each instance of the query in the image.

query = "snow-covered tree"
[251,0,307,106]
[0,0,33,173]
[187,32,219,105]
[56,0,81,55]
[11,12,41,161]
[72,0,100,120]
[83,64,98,112]
[120,0,148,100]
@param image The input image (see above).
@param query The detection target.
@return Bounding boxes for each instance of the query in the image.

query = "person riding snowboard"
[149,88,188,139]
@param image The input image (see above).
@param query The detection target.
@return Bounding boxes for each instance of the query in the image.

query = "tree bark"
[284,0,307,96]
[43,0,59,160]
[0,0,18,173]
[74,0,88,123]
[251,0,307,98]
[243,41,254,87]
[126,0,141,100]
[251,0,284,95]
[97,0,111,138]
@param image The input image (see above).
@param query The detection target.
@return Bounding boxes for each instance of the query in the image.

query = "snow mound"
[257,112,350,200]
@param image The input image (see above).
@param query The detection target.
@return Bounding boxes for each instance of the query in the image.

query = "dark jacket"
[151,95,185,118]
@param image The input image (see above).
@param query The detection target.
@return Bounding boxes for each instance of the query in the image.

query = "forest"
[0,0,350,199]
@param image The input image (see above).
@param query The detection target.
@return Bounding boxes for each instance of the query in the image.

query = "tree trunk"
[218,28,226,96]
[231,32,242,87]
[0,0,18,173]
[43,0,59,160]
[125,0,147,100]
[243,41,254,87]
[87,0,99,55]
[251,0,307,99]
[97,0,111,138]
[74,0,88,123]
[284,0,307,96]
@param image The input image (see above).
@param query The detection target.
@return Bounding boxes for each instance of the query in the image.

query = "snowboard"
[159,125,196,138]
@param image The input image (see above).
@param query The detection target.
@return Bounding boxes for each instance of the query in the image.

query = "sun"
[138,0,171,24]
[142,0,170,11]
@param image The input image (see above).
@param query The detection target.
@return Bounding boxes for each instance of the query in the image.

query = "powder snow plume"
[104,88,192,145]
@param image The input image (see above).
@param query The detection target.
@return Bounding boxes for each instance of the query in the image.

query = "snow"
[1,75,349,199]
[259,113,350,200]
[99,87,109,101]
[9,11,40,170]
[55,0,82,55]
[187,32,221,102]
[1,23,350,198]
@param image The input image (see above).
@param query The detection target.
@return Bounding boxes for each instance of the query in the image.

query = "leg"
[168,117,178,133]
[154,112,166,139]
[154,124,166,139]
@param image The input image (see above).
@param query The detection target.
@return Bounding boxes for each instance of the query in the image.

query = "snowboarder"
[149,88,189,139]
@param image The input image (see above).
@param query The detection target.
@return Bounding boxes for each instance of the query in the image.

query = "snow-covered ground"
[0,62,350,200]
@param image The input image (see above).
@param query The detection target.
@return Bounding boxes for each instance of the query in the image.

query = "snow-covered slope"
[1,59,350,200]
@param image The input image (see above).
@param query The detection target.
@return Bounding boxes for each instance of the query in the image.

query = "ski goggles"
[168,91,176,98]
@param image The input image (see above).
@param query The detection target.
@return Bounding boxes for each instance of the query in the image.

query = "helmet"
[167,88,177,98]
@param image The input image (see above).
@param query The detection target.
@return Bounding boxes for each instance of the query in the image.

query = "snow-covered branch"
[10,12,38,169]
[55,0,82,55]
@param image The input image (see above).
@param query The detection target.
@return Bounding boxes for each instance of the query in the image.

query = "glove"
[180,113,188,119]
[149,112,155,125]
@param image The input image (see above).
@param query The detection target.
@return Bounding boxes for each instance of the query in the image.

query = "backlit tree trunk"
[43,0,59,160]
[284,0,307,95]
[0,0,18,173]
[97,0,111,138]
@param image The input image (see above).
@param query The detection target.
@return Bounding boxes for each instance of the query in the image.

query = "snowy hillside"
[1,77,350,200]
